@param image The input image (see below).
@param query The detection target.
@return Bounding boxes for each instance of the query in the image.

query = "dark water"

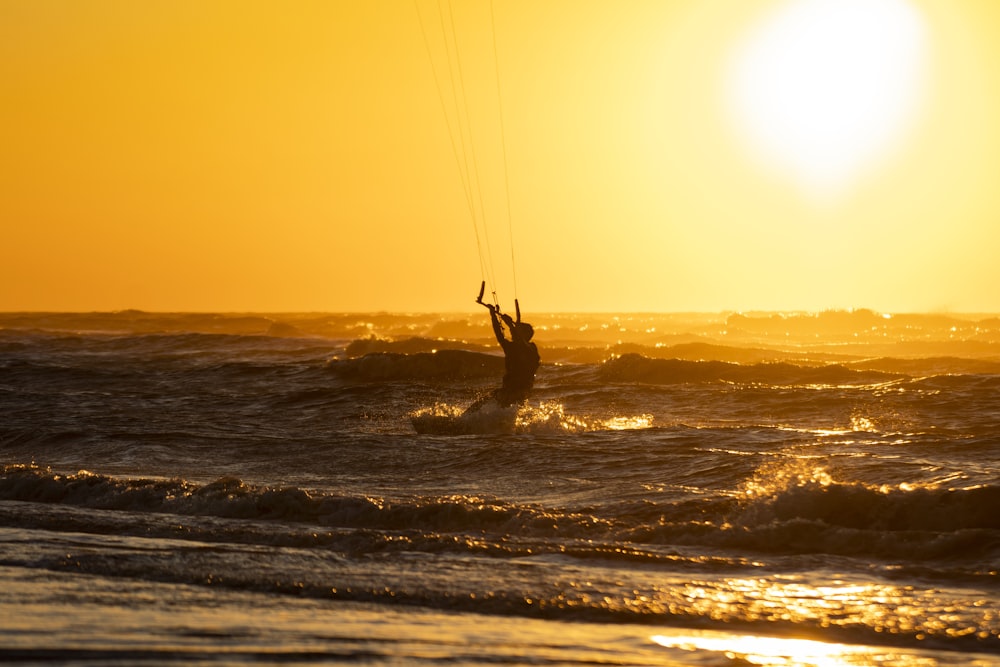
[1,311,998,665]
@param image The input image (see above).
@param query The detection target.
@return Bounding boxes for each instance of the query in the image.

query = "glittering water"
[1,311,998,665]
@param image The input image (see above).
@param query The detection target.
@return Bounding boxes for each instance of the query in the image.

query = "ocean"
[1,309,998,666]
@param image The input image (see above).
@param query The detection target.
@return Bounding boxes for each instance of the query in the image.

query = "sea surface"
[1,309,998,666]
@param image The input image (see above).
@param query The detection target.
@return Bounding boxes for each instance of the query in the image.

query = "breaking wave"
[3,464,996,567]
[600,353,900,386]
[409,400,653,435]
[327,349,911,388]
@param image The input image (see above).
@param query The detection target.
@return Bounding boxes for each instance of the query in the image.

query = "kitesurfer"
[466,282,540,412]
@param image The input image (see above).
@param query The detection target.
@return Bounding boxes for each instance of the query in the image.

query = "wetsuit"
[464,306,540,413]
[492,309,540,407]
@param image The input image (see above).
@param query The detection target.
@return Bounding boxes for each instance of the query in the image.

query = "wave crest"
[410,401,653,435]
[600,353,899,386]
[0,464,607,538]
[736,460,1000,531]
[328,350,504,382]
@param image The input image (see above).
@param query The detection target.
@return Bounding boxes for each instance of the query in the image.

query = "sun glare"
[651,632,887,667]
[725,0,928,202]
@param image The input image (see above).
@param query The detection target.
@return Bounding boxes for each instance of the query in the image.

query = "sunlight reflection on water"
[651,631,938,667]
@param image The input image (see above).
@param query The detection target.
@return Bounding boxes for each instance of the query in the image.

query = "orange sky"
[3,0,1000,313]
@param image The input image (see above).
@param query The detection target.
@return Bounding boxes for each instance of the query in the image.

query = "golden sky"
[3,0,1000,313]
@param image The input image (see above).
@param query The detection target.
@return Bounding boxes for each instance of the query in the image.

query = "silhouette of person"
[466,285,540,412]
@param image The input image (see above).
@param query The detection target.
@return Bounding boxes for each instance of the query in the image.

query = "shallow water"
[1,310,998,665]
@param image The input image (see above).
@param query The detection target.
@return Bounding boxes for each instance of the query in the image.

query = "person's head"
[515,322,534,342]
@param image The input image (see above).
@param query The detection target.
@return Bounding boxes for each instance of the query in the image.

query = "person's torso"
[502,342,539,389]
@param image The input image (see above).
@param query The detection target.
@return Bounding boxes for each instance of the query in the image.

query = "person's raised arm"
[475,282,507,344]
[490,307,507,344]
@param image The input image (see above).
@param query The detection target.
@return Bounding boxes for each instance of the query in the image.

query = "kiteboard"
[410,400,519,435]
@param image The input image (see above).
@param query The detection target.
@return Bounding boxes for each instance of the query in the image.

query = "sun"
[725,0,928,202]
